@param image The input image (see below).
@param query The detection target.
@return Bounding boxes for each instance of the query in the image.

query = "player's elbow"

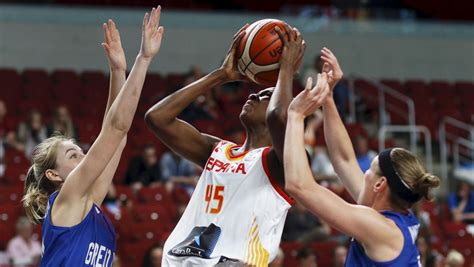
[266,107,287,126]
[285,176,305,197]
[108,115,131,135]
[145,108,166,130]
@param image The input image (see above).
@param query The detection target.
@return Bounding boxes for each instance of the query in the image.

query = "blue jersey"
[345,211,421,267]
[41,191,116,267]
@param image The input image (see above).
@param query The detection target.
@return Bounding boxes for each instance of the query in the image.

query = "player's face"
[240,88,274,124]
[54,141,85,181]
[358,157,381,207]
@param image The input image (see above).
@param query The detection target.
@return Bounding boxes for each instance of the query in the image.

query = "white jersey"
[163,140,294,267]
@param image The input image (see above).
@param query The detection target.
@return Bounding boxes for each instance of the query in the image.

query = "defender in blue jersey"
[22,7,165,266]
[283,48,440,266]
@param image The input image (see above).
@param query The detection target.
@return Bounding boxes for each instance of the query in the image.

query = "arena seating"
[1,68,473,266]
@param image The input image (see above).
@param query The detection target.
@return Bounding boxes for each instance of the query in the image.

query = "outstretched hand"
[288,73,331,118]
[220,24,249,82]
[320,47,343,90]
[102,19,126,71]
[139,5,165,60]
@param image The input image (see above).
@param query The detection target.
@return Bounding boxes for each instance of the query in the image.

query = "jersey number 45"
[205,185,224,214]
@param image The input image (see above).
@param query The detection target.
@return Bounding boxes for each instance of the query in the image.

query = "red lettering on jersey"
[206,157,247,174]
[221,163,230,172]
[214,159,224,171]
[206,157,215,171]
[236,163,247,174]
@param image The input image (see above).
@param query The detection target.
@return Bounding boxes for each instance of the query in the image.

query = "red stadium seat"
[311,240,339,266]
[119,242,153,267]
[22,69,51,90]
[0,186,23,205]
[115,185,138,204]
[3,149,29,185]
[133,204,176,227]
[442,222,469,239]
[380,79,407,94]
[0,220,16,250]
[281,241,303,267]
[137,187,174,207]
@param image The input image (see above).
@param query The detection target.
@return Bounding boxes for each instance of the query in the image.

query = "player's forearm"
[267,65,294,121]
[322,97,357,165]
[106,55,150,133]
[103,69,126,128]
[145,69,227,127]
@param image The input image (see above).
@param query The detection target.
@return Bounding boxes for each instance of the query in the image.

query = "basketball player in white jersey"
[145,24,306,266]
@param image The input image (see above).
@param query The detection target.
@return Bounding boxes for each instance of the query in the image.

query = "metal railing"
[348,76,417,146]
[439,116,474,186]
[378,125,433,173]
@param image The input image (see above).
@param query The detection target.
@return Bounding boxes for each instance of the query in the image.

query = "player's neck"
[240,128,272,151]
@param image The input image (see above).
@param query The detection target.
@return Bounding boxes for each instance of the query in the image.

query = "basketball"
[237,19,288,86]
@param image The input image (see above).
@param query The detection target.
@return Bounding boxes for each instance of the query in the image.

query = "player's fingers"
[102,23,110,43]
[233,24,249,39]
[293,27,302,42]
[305,77,313,91]
[154,5,161,28]
[148,8,156,27]
[282,23,294,42]
[143,12,149,31]
[274,26,286,43]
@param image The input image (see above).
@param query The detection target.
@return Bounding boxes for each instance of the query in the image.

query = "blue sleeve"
[448,193,458,210]
[466,192,474,213]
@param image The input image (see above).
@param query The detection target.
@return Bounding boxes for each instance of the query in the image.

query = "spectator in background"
[333,245,347,267]
[448,181,474,224]
[353,134,377,172]
[142,244,163,267]
[16,109,48,158]
[416,235,439,267]
[160,150,197,196]
[412,201,434,237]
[269,248,285,267]
[283,202,330,243]
[297,247,317,267]
[6,216,42,266]
[444,250,464,267]
[125,144,163,192]
[102,184,133,219]
[180,65,221,122]
[0,100,24,177]
[47,105,78,139]
[302,53,348,121]
[304,110,323,156]
[112,255,122,267]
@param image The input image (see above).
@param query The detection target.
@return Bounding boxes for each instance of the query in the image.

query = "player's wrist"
[212,68,230,83]
[288,110,306,121]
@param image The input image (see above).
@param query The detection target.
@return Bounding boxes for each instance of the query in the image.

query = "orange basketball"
[237,19,288,86]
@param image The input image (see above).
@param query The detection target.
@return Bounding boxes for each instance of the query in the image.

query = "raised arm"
[266,24,305,163]
[89,19,128,206]
[284,75,400,259]
[54,6,164,225]
[320,48,365,202]
[145,25,248,168]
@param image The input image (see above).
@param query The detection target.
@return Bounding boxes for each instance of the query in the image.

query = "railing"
[348,76,417,144]
[378,125,433,173]
[439,116,474,187]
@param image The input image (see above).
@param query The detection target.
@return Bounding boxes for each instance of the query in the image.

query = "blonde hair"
[388,148,440,208]
[445,249,465,266]
[22,135,71,224]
